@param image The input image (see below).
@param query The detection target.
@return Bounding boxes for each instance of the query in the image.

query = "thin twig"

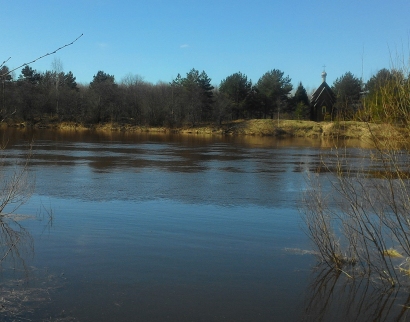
[0,57,11,70]
[0,33,83,78]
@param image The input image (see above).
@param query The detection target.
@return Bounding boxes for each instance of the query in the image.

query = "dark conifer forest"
[0,63,401,126]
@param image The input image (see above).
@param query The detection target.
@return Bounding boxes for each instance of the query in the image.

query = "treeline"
[0,64,406,126]
[0,66,310,126]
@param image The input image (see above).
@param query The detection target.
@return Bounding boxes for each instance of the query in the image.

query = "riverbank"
[8,119,403,140]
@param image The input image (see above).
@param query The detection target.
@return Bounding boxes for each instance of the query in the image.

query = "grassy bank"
[8,119,404,140]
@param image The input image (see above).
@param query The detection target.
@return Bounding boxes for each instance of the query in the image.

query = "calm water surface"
[1,129,408,321]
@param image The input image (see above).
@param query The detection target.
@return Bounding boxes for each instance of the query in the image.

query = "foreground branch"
[0,33,83,78]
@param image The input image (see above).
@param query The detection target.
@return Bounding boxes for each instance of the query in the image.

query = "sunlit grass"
[383,249,403,258]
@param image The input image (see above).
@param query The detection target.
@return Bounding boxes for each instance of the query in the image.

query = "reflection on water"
[302,265,410,321]
[0,208,63,320]
[0,216,33,281]
[0,128,406,321]
[6,129,325,207]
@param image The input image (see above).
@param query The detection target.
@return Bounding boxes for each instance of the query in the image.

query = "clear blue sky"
[2,0,409,92]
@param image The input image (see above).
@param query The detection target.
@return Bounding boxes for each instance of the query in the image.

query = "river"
[0,129,408,321]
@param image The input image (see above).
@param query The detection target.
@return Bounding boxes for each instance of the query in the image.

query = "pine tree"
[292,82,310,119]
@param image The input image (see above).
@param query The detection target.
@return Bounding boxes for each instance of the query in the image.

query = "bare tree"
[51,57,64,116]
[302,60,410,287]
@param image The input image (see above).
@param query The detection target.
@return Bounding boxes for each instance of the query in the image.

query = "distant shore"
[6,119,403,140]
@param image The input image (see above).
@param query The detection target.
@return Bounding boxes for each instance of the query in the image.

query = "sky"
[2,0,410,92]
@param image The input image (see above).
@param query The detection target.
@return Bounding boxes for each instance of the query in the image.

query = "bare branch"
[0,33,83,78]
[0,57,11,70]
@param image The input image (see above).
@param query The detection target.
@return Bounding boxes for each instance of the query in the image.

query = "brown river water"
[0,129,408,321]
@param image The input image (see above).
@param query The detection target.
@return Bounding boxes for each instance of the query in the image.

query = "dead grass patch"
[383,249,403,258]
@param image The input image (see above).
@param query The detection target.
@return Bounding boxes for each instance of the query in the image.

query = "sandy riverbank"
[10,119,405,140]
